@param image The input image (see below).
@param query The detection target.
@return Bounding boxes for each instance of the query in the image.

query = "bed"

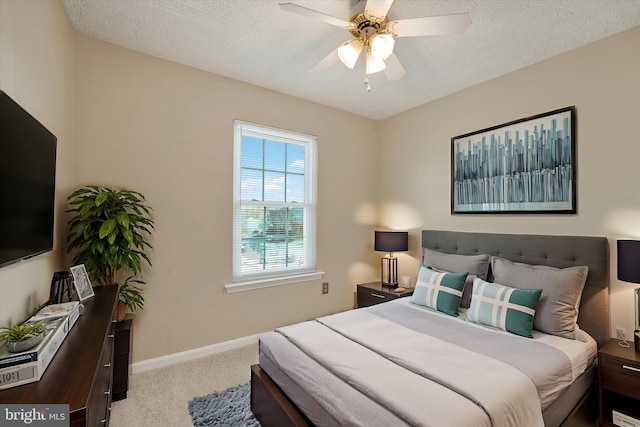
[251,230,609,427]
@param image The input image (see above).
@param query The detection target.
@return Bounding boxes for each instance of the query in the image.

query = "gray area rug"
[189,382,261,427]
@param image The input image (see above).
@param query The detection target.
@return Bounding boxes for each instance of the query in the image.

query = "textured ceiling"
[62,0,640,120]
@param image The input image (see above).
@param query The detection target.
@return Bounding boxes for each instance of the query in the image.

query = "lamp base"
[380,256,398,289]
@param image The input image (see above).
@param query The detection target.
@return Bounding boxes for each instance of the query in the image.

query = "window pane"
[265,207,287,238]
[265,140,285,172]
[287,237,305,267]
[241,169,263,201]
[289,208,304,238]
[287,144,305,174]
[240,207,265,272]
[263,241,286,271]
[241,206,265,236]
[287,174,304,203]
[242,136,263,169]
[264,171,285,202]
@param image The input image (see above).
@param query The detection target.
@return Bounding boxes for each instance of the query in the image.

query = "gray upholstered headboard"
[422,230,610,347]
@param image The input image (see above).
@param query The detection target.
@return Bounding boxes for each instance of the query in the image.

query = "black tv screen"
[0,90,57,268]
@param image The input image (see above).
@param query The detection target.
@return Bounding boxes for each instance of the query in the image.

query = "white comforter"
[279,312,542,427]
[268,298,596,427]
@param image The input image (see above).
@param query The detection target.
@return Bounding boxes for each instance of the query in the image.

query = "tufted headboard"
[422,230,610,347]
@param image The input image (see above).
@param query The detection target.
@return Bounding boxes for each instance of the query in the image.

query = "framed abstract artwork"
[451,106,576,214]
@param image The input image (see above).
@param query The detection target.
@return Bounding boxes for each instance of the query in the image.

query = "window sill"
[225,271,325,293]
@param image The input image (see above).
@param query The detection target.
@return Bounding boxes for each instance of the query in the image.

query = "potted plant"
[0,322,48,353]
[117,276,146,321]
[66,186,154,321]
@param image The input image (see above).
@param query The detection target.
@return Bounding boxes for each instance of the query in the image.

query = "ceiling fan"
[280,0,472,91]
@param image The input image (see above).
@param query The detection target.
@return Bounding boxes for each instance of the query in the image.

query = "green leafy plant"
[119,276,145,312]
[66,186,154,312]
[0,322,47,344]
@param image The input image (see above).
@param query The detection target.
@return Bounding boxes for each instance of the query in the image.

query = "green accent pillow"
[411,265,467,316]
[467,277,543,338]
[422,248,491,308]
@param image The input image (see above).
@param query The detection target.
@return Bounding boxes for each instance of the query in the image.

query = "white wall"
[0,0,74,327]
[377,26,640,337]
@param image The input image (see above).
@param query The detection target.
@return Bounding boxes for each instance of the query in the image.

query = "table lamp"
[375,231,408,288]
[617,240,640,352]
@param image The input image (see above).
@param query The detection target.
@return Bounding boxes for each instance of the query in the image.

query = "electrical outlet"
[401,276,411,287]
[322,282,329,294]
[616,327,627,341]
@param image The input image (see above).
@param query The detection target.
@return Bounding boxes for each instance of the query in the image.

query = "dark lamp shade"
[617,240,640,284]
[374,231,408,253]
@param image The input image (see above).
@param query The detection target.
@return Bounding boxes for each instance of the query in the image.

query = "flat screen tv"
[0,90,57,268]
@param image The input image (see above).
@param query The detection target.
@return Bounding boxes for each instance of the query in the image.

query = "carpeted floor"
[189,382,261,427]
[110,344,259,427]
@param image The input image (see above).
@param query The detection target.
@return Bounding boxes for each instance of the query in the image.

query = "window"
[230,120,318,290]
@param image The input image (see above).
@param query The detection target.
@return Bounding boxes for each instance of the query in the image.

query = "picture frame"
[451,106,576,214]
[70,264,95,302]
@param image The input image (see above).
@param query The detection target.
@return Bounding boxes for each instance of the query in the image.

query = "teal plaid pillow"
[467,277,543,338]
[411,265,467,316]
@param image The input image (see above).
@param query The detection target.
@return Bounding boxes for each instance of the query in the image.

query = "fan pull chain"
[364,74,371,92]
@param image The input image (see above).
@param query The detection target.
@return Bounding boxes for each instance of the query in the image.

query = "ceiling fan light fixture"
[338,39,364,69]
[282,0,473,86]
[365,51,386,75]
[370,33,394,60]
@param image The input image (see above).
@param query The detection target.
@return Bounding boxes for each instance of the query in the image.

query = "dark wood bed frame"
[251,230,610,427]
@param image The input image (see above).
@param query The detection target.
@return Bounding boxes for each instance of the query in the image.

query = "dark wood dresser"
[0,286,118,426]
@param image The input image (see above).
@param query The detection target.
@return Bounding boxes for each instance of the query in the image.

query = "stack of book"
[0,301,81,390]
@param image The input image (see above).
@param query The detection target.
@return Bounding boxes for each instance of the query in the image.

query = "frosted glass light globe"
[338,39,363,69]
[370,34,395,60]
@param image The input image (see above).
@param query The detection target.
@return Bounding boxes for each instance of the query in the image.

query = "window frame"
[226,120,321,293]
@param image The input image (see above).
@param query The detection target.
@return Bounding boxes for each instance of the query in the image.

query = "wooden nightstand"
[356,281,413,308]
[598,339,640,427]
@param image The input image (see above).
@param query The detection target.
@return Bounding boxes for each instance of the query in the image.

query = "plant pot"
[6,332,45,353]
[116,301,127,322]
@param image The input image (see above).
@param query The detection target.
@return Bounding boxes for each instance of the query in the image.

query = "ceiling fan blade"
[279,3,354,29]
[391,13,472,37]
[310,47,340,73]
[383,53,405,81]
[364,0,394,20]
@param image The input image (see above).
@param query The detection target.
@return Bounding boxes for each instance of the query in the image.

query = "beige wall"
[0,0,73,326]
[378,26,640,337]
[72,35,379,362]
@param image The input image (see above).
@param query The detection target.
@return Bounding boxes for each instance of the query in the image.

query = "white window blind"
[232,120,317,283]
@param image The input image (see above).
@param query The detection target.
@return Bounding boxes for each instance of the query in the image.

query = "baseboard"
[131,331,265,374]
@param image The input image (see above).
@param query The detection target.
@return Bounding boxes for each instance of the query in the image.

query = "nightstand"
[598,339,640,427]
[356,281,413,308]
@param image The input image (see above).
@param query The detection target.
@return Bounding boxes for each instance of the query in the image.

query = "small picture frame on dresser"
[70,264,95,302]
